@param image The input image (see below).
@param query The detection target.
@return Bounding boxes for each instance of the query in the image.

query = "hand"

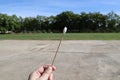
[28,64,56,80]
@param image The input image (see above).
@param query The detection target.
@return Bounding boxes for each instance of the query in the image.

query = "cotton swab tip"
[63,27,67,34]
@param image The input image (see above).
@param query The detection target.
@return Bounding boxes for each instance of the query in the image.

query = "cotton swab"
[51,27,67,66]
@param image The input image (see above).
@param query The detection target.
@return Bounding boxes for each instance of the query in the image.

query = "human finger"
[39,66,52,80]
[43,64,56,71]
[48,74,53,80]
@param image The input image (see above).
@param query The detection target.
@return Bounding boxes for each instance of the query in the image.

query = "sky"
[0,0,120,17]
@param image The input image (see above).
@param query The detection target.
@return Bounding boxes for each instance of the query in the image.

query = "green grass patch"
[0,33,120,40]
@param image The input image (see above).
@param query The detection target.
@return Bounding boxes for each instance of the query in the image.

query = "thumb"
[39,67,52,80]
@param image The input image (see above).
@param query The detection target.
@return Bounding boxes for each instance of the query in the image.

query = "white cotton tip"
[63,27,67,34]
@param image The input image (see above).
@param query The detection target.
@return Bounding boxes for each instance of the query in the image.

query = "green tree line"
[0,11,120,33]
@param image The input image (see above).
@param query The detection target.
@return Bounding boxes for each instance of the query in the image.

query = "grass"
[0,33,120,40]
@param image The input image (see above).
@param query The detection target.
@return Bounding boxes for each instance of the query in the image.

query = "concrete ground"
[0,40,120,80]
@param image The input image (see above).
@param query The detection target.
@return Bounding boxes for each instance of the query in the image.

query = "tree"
[9,15,21,32]
[78,12,107,32]
[54,11,79,32]
[0,11,120,33]
[106,11,120,32]
[23,17,40,32]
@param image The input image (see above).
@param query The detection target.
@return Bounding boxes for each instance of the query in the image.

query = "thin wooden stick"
[51,33,64,66]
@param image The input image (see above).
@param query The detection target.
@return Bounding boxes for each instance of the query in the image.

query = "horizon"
[0,0,120,17]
